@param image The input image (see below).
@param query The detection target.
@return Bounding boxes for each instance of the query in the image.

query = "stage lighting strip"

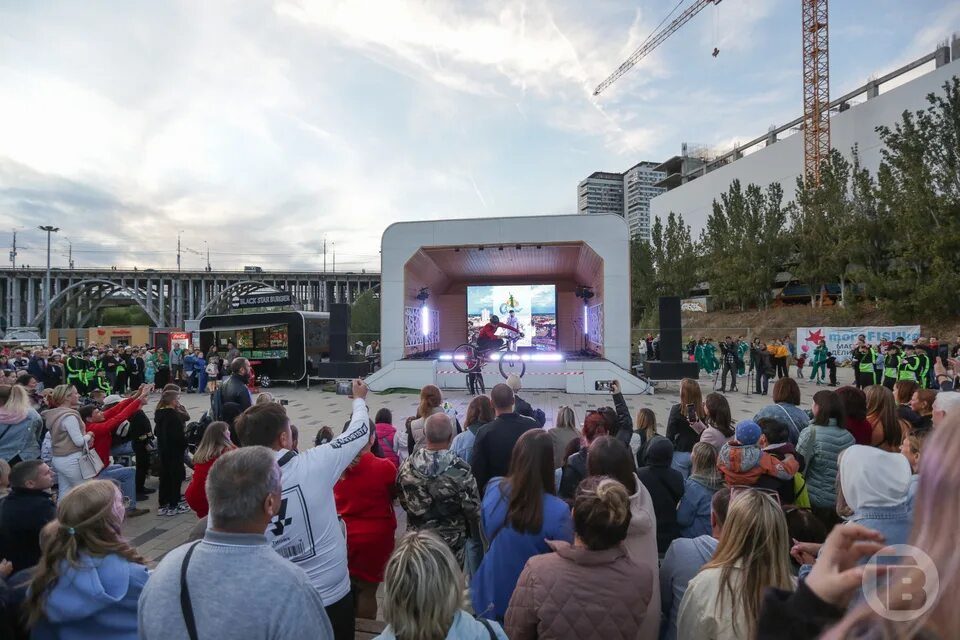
[436,370,584,376]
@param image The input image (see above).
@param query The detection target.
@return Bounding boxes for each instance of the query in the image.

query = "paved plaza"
[123,366,855,563]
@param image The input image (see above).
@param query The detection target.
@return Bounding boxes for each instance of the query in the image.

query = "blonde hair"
[0,458,10,497]
[155,389,180,411]
[690,442,721,485]
[700,490,793,638]
[635,408,657,439]
[573,476,632,550]
[192,421,236,465]
[679,378,706,421]
[25,480,147,628]
[382,531,465,640]
[47,384,76,409]
[0,384,31,418]
[555,406,578,432]
[255,392,275,405]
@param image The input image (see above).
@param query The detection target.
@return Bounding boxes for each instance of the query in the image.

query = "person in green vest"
[810,339,828,385]
[82,349,103,394]
[93,368,113,395]
[915,340,932,388]
[64,349,87,393]
[898,344,921,383]
[737,336,749,376]
[856,343,877,387]
[114,351,128,394]
[882,344,900,390]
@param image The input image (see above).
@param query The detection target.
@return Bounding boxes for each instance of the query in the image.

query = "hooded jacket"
[0,405,42,463]
[31,553,148,640]
[375,611,507,640]
[677,474,721,538]
[717,443,799,486]
[504,540,654,640]
[397,448,481,562]
[622,475,661,640]
[636,438,684,553]
[660,535,719,640]
[839,445,913,548]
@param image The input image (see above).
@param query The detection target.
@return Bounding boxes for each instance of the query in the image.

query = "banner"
[796,326,921,363]
[232,292,293,310]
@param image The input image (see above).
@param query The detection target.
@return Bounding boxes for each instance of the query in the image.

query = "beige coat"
[623,474,661,640]
[409,406,444,453]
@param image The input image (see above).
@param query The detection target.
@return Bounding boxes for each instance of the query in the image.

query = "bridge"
[0,267,380,331]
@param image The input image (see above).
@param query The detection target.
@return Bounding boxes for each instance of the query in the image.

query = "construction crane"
[594,0,831,185]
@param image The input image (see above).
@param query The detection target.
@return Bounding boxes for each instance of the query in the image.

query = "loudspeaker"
[658,296,683,361]
[330,303,350,361]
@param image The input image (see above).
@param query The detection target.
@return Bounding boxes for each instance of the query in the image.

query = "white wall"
[379,214,632,369]
[652,59,960,234]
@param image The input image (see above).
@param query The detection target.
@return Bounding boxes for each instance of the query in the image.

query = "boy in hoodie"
[753,417,805,504]
[717,419,800,489]
[659,489,730,640]
[397,413,481,565]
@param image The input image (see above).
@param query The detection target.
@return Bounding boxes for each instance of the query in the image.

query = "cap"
[735,420,762,446]
[505,373,522,392]
[103,394,123,407]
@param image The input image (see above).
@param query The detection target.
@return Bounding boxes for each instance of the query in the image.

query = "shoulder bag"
[78,441,105,479]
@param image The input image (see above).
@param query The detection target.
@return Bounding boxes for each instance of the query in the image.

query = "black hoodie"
[636,437,685,553]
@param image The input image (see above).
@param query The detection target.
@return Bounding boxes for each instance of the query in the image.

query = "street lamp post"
[38,225,59,342]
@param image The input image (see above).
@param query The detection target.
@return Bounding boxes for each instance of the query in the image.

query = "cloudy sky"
[1,0,956,272]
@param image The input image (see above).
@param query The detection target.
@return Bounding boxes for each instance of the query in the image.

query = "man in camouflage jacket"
[397,413,481,564]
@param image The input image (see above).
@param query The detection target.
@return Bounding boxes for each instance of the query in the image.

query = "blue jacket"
[796,421,855,508]
[0,408,42,463]
[660,535,718,640]
[847,503,913,552]
[31,553,148,640]
[677,477,719,539]
[470,477,573,621]
[182,354,196,374]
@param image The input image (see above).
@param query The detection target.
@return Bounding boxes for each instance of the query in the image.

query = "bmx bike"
[451,335,526,379]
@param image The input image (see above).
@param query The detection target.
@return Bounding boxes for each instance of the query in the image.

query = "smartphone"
[279,399,289,406]
[335,381,352,396]
[686,402,697,422]
[595,380,613,392]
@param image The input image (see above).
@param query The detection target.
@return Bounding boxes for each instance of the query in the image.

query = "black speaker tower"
[644,296,699,380]
[329,303,350,362]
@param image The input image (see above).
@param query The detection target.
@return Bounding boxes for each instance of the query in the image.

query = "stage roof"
[414,242,599,281]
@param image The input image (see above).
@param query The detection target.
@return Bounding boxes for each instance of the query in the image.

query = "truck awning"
[197,323,282,332]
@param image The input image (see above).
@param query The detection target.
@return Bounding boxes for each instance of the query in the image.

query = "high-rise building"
[577,171,624,217]
[623,161,666,242]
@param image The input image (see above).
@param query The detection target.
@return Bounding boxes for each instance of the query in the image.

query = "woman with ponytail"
[25,479,149,639]
[505,476,655,639]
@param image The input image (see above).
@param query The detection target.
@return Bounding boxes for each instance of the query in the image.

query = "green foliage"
[650,212,701,297]
[705,180,790,310]
[350,288,380,340]
[97,306,152,327]
[630,236,656,324]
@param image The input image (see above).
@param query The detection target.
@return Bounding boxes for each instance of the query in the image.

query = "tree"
[703,180,789,310]
[873,77,960,319]
[651,212,700,299]
[630,236,657,326]
[350,288,380,342]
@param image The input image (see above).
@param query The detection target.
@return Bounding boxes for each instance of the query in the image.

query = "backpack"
[533,407,546,427]
[186,412,213,449]
[210,387,224,421]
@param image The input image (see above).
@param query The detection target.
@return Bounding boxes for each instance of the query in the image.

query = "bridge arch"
[29,279,162,330]
[196,281,301,319]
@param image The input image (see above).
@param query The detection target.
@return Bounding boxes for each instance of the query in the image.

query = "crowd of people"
[1,336,960,639]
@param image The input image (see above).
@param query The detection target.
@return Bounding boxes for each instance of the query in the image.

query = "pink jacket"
[505,540,655,640]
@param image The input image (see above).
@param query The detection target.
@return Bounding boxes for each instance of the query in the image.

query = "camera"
[594,380,614,392]
[335,381,352,396]
[279,399,289,406]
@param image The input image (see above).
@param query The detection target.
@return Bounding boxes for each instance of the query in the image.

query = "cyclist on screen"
[477,315,522,353]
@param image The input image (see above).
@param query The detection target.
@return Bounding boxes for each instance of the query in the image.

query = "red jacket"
[334,453,398,582]
[478,322,519,341]
[84,398,144,468]
[185,457,219,518]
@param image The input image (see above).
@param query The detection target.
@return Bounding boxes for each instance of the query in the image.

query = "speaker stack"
[644,296,699,380]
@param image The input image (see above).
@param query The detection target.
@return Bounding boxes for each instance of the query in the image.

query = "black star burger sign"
[231,292,294,310]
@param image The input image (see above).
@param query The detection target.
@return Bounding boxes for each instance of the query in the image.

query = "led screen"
[466,284,557,351]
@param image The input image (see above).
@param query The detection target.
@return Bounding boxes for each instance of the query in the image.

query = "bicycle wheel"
[498,352,526,378]
[452,344,480,374]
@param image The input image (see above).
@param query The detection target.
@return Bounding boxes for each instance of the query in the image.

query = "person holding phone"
[666,379,706,479]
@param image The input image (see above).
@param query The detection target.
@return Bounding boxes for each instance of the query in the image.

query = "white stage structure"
[365,214,649,394]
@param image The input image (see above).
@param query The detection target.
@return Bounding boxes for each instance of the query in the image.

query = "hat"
[735,420,762,446]
[645,437,674,466]
[53,348,63,356]
[505,373,522,392]
[103,394,123,407]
